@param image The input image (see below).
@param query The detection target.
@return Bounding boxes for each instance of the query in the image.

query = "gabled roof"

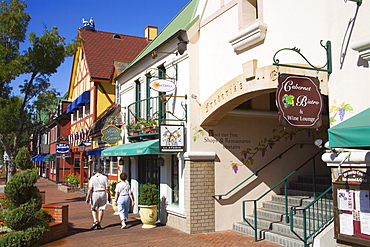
[79,28,149,81]
[117,0,199,77]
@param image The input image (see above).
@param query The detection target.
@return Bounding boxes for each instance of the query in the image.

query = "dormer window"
[113,34,121,39]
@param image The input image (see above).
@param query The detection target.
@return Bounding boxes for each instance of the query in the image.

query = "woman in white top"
[115,172,135,229]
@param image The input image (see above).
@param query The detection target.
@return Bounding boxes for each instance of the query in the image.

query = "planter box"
[58,184,80,193]
[39,204,69,245]
[1,204,69,245]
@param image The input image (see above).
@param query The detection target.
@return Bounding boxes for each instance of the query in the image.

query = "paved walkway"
[35,178,282,247]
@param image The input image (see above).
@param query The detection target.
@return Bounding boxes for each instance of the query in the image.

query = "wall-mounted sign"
[159,124,185,152]
[56,143,69,154]
[150,79,176,92]
[101,125,122,145]
[276,74,323,128]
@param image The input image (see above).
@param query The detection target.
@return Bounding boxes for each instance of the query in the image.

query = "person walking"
[115,172,135,229]
[85,166,111,229]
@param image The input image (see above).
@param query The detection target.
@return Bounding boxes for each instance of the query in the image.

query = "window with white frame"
[240,0,258,27]
[72,112,77,122]
[85,103,90,116]
[111,157,118,175]
[104,157,111,174]
[78,108,83,120]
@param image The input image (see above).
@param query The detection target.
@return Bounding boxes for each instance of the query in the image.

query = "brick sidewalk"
[36,178,282,247]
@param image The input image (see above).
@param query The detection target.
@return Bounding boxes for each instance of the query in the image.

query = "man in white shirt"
[85,166,111,229]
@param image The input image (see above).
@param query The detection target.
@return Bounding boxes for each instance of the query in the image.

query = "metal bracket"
[345,0,362,6]
[145,63,178,81]
[273,40,332,74]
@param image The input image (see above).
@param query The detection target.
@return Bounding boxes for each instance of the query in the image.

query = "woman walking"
[115,172,135,228]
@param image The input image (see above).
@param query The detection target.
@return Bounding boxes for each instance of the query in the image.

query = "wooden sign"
[101,125,122,145]
[276,74,323,128]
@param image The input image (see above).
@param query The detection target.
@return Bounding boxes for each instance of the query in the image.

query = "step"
[279,188,331,197]
[288,181,330,192]
[243,215,305,238]
[298,175,331,185]
[262,201,333,216]
[233,222,306,247]
[252,208,329,228]
[271,195,333,209]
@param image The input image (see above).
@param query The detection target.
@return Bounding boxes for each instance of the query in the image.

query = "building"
[65,22,153,187]
[102,0,370,246]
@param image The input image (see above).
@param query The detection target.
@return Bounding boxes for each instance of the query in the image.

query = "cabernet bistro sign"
[276,74,323,128]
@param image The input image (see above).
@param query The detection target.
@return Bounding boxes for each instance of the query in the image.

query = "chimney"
[144,26,158,41]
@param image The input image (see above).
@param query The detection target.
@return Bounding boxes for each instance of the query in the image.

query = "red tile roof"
[79,28,149,81]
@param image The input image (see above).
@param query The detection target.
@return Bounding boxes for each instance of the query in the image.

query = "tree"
[1,169,49,246]
[0,0,79,181]
[15,147,33,170]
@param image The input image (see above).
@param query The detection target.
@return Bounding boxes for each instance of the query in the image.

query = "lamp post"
[78,142,87,188]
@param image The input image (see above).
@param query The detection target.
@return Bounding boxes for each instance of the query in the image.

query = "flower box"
[58,184,81,193]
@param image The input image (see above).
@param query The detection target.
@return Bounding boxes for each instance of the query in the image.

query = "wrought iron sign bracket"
[345,0,362,6]
[145,63,178,81]
[273,40,332,74]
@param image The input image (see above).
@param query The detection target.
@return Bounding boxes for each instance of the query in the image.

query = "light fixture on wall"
[191,94,201,106]
[151,36,188,59]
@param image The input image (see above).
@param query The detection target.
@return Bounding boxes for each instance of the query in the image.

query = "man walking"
[85,166,111,229]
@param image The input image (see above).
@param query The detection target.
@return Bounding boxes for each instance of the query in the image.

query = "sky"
[14,0,190,95]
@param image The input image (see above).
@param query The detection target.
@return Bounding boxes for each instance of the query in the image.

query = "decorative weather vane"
[82,17,95,30]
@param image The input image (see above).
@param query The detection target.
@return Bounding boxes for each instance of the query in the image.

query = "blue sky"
[14,0,190,95]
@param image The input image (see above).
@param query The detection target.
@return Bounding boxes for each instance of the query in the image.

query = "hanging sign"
[56,143,70,154]
[159,124,185,152]
[101,125,122,145]
[150,79,176,92]
[276,74,323,128]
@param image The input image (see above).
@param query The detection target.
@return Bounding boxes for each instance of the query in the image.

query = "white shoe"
[121,221,126,229]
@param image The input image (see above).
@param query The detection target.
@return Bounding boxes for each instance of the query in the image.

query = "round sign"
[150,79,176,92]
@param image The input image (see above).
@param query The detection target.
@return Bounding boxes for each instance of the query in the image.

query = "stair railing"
[290,186,333,247]
[213,143,311,199]
[242,150,323,242]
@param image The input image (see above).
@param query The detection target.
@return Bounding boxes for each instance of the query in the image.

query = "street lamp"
[78,142,87,188]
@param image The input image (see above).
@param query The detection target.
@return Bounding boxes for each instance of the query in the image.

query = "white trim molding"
[322,151,370,167]
[351,36,370,61]
[228,21,267,51]
[182,152,216,161]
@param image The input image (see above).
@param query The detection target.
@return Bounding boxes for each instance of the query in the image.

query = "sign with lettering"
[150,79,176,92]
[101,125,122,145]
[337,170,369,184]
[159,124,185,152]
[276,74,323,128]
[56,143,69,154]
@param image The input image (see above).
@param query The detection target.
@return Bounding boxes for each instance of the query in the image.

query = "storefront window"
[74,157,80,169]
[111,156,117,175]
[171,155,179,205]
[85,103,90,116]
[104,157,111,174]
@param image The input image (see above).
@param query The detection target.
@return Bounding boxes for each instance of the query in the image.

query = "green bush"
[110,181,118,198]
[64,173,80,186]
[15,147,34,170]
[139,183,160,206]
[1,169,49,246]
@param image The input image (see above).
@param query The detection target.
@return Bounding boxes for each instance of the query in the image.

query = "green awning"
[101,139,168,157]
[44,153,56,162]
[328,107,370,149]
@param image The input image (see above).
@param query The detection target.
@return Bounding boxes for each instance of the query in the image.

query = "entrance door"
[138,155,161,216]
[138,155,160,186]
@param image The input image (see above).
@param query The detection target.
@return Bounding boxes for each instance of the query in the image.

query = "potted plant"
[142,115,158,134]
[110,181,119,215]
[138,183,160,228]
[125,120,142,135]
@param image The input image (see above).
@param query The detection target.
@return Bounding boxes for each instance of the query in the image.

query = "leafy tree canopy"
[0,0,79,180]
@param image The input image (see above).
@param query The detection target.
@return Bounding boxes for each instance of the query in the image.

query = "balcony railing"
[125,95,187,141]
